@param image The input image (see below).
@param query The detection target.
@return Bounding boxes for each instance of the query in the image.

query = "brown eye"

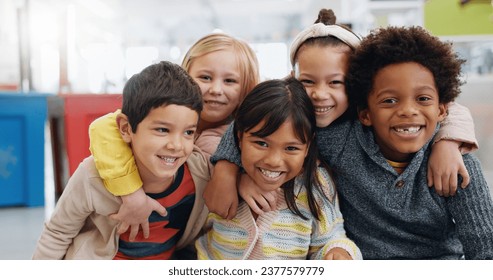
[199,75,212,81]
[300,79,314,85]
[254,141,268,147]
[286,146,300,151]
[184,130,195,136]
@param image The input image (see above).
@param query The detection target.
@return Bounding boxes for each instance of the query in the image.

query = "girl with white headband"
[289,9,360,128]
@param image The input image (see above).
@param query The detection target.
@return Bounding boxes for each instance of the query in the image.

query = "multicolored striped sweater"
[195,166,362,260]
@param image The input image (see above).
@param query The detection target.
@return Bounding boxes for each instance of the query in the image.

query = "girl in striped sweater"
[195,78,361,260]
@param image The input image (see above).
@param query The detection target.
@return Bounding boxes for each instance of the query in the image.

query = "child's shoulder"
[462,153,485,178]
[462,152,480,163]
[185,146,211,182]
[294,165,336,203]
[78,156,103,180]
[315,165,336,202]
[63,156,112,199]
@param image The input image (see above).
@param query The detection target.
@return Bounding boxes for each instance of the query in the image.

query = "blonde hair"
[181,33,260,103]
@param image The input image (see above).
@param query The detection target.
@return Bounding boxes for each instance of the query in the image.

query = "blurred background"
[0,0,492,259]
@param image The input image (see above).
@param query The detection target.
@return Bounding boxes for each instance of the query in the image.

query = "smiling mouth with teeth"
[260,168,282,178]
[393,126,422,133]
[157,155,177,163]
[205,101,225,106]
[314,106,334,113]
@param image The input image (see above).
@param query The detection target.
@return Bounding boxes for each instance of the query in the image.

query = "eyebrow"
[375,85,437,96]
[284,141,306,146]
[299,71,344,78]
[219,71,241,78]
[246,133,305,145]
[151,120,197,129]
[193,68,240,78]
[415,85,437,92]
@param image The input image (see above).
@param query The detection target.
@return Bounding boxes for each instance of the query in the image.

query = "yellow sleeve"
[88,109,142,196]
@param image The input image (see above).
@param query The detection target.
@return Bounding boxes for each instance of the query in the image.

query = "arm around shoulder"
[89,110,142,195]
[210,122,242,166]
[435,102,479,153]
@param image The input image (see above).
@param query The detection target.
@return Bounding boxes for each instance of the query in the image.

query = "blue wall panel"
[0,93,47,207]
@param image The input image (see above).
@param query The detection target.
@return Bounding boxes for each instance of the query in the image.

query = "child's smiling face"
[294,44,350,128]
[238,118,309,192]
[358,62,447,162]
[188,48,242,128]
[127,104,198,190]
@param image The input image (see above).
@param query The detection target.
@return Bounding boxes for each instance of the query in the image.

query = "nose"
[165,133,183,151]
[208,80,223,95]
[310,83,332,101]
[397,99,419,117]
[263,149,283,168]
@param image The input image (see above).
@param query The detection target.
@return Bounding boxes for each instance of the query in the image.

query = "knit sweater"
[211,121,493,260]
[195,166,362,260]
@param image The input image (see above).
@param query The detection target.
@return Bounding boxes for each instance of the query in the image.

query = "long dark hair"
[234,77,322,220]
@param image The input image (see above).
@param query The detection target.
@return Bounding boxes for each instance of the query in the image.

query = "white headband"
[289,23,361,67]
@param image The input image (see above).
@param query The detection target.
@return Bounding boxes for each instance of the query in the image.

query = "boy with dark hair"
[33,61,210,259]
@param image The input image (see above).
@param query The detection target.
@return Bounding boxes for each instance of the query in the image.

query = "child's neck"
[141,174,175,194]
[386,159,409,175]
[198,118,231,134]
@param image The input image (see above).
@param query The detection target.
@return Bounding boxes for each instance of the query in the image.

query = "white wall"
[457,78,493,195]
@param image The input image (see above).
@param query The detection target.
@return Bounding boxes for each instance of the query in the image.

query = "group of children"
[33,8,493,260]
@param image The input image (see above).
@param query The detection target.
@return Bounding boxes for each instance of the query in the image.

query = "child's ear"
[116,113,132,143]
[290,69,295,78]
[438,103,447,122]
[358,108,372,127]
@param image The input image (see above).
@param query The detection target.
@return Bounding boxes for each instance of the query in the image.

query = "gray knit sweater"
[211,120,493,259]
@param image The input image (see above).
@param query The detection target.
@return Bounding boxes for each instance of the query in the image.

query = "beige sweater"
[33,148,210,259]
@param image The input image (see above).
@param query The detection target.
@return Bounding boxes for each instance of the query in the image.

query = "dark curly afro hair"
[346,26,465,118]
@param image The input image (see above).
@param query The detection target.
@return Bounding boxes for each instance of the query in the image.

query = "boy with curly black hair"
[346,26,463,113]
[315,26,493,259]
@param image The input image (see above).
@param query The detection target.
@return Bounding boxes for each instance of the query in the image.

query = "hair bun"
[315,8,336,25]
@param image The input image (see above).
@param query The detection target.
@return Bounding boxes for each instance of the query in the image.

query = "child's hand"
[324,247,352,260]
[428,140,470,197]
[203,161,240,219]
[238,173,278,216]
[110,188,167,241]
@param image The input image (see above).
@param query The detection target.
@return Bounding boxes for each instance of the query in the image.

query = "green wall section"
[424,0,493,35]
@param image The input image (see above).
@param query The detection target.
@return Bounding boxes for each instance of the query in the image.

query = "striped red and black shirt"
[113,164,195,260]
